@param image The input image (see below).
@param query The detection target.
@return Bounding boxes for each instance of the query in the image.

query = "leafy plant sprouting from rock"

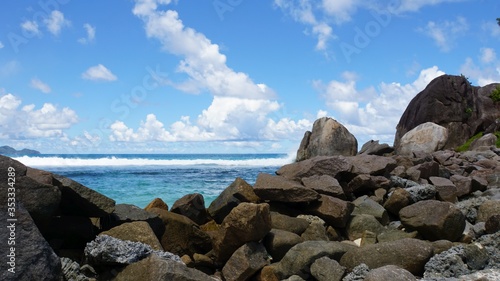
[490,85,500,102]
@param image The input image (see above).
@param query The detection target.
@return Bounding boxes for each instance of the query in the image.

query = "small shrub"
[456,132,483,152]
[490,86,500,102]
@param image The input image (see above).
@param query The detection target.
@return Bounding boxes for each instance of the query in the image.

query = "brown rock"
[429,176,458,203]
[253,173,320,203]
[399,200,466,241]
[340,238,433,276]
[301,174,346,199]
[222,242,270,281]
[264,229,303,262]
[450,175,472,197]
[296,117,358,161]
[301,222,328,241]
[207,177,260,224]
[384,188,412,216]
[306,195,354,228]
[270,212,309,235]
[346,214,384,241]
[277,156,352,181]
[347,155,398,176]
[171,193,209,225]
[148,208,212,257]
[485,214,500,234]
[213,203,272,263]
[144,197,168,211]
[364,265,417,281]
[477,200,500,223]
[100,221,163,251]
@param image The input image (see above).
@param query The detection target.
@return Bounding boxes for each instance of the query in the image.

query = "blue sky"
[0,0,499,154]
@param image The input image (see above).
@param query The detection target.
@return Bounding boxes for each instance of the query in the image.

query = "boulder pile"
[1,143,499,280]
[0,74,499,280]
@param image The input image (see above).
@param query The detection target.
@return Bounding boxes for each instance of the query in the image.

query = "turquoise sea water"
[13,154,293,208]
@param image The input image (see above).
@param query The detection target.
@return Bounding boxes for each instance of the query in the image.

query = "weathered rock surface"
[171,193,209,225]
[340,238,434,275]
[384,188,412,215]
[213,203,272,263]
[399,200,466,241]
[301,174,345,199]
[222,242,270,281]
[306,195,353,228]
[351,196,389,225]
[109,204,164,240]
[207,177,260,224]
[147,208,212,257]
[394,74,500,150]
[253,173,320,203]
[274,241,355,279]
[84,235,181,265]
[346,214,385,241]
[113,254,217,281]
[100,221,163,251]
[144,197,168,211]
[277,156,352,181]
[264,229,304,262]
[358,140,393,156]
[296,117,358,161]
[270,212,309,235]
[0,203,63,281]
[310,256,345,281]
[364,265,417,281]
[397,122,448,156]
[54,173,115,217]
[477,200,500,223]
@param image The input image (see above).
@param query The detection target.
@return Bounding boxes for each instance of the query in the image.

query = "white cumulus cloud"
[30,78,52,93]
[0,93,78,139]
[460,48,500,86]
[133,0,275,99]
[44,10,71,36]
[82,64,117,81]
[480,48,497,64]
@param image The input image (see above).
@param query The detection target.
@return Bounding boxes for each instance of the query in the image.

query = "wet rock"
[207,177,260,224]
[340,238,433,276]
[222,242,270,281]
[253,173,320,203]
[399,200,466,241]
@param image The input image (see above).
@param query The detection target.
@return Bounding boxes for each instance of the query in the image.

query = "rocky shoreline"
[0,74,499,281]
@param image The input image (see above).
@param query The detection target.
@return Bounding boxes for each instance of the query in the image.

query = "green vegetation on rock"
[456,131,500,152]
[490,86,500,102]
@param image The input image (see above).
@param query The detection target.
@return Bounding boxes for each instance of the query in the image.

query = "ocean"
[13,154,294,209]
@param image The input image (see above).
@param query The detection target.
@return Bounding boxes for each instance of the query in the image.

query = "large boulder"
[147,208,212,257]
[399,200,466,241]
[222,242,271,281]
[114,254,217,281]
[306,195,354,228]
[207,177,260,224]
[396,122,448,156]
[274,241,356,279]
[170,193,209,225]
[339,238,434,276]
[100,221,163,251]
[394,75,500,150]
[213,203,272,263]
[277,156,352,181]
[0,203,63,281]
[296,117,358,161]
[253,173,320,203]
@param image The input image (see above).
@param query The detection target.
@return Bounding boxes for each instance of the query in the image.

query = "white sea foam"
[13,154,296,168]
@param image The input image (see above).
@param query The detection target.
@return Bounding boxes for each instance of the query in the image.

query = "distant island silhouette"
[0,145,41,156]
